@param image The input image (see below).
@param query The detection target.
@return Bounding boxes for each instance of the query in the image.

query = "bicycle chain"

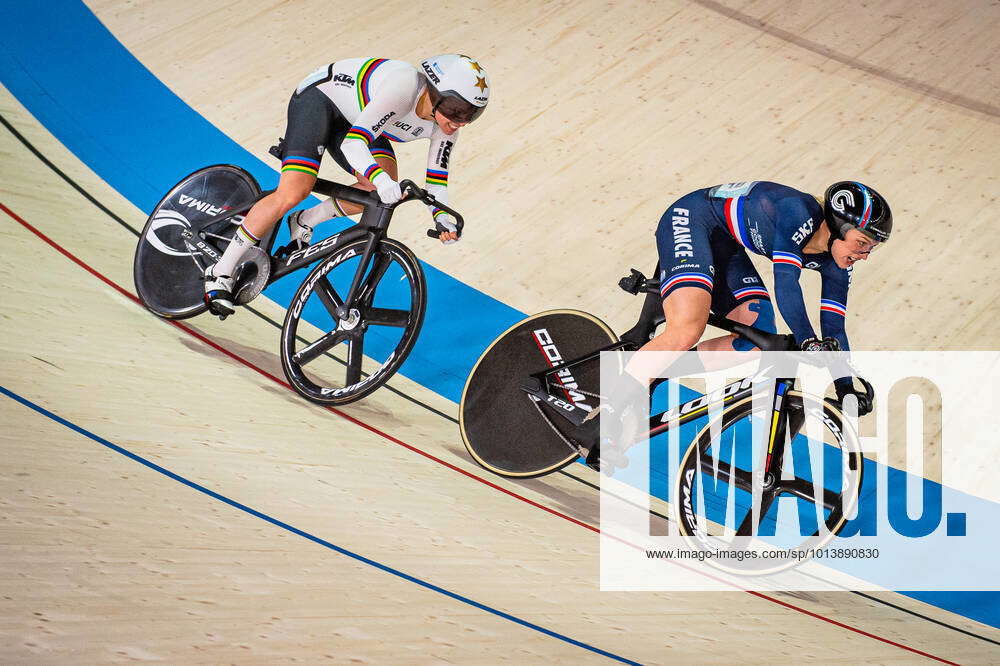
[528,396,585,457]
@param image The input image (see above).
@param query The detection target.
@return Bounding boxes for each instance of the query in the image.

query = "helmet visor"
[434,92,485,124]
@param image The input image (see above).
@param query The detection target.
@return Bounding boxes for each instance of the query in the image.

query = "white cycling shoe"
[203,265,236,319]
[286,210,313,248]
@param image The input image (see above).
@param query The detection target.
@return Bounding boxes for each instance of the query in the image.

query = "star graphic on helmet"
[474,76,488,92]
[469,60,484,74]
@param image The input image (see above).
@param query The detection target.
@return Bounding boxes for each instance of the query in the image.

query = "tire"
[279,237,426,406]
[460,310,618,478]
[133,165,266,319]
[672,392,864,575]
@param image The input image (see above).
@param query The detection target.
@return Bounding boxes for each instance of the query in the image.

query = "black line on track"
[3,110,996,647]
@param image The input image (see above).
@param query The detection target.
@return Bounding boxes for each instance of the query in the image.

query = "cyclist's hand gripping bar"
[397,179,466,239]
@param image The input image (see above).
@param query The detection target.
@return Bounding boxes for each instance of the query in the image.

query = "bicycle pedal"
[210,305,234,320]
[274,240,307,260]
[204,293,235,320]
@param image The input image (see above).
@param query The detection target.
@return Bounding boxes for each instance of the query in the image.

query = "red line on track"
[0,200,957,666]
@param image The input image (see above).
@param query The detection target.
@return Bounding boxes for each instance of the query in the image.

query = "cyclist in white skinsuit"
[204,54,491,318]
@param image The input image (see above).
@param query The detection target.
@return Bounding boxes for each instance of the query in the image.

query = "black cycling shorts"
[274,85,395,177]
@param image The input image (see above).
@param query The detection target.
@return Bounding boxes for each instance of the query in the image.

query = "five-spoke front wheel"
[280,237,426,405]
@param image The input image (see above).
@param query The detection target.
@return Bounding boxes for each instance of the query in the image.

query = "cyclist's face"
[433,109,468,135]
[833,229,879,268]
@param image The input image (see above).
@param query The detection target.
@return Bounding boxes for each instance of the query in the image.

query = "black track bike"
[461,269,870,571]
[133,164,462,406]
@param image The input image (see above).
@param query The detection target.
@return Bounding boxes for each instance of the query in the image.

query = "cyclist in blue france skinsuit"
[654,180,891,395]
[588,180,893,471]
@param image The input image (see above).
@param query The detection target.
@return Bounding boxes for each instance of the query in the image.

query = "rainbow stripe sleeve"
[281,155,320,177]
[345,126,375,145]
[426,169,449,187]
[363,163,386,182]
[356,58,388,110]
[369,147,396,164]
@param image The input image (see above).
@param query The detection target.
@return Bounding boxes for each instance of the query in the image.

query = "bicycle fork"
[740,377,802,536]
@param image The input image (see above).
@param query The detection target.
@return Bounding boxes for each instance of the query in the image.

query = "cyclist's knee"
[664,288,710,346]
[271,188,309,214]
[666,312,709,349]
[275,172,314,205]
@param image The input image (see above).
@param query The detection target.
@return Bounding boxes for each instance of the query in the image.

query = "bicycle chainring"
[234,245,271,305]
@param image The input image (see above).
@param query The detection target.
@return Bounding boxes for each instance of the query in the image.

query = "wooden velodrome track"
[2,0,998,662]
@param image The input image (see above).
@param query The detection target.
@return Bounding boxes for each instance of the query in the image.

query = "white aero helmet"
[420,54,490,123]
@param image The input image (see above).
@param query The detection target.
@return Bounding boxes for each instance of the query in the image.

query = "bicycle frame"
[520,307,806,499]
[520,282,796,429]
[183,175,462,320]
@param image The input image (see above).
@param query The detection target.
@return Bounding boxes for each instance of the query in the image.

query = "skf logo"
[792,218,815,244]
[371,111,395,132]
[333,73,355,85]
[422,62,440,84]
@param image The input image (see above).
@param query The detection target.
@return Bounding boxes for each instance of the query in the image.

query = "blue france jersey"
[707,181,852,349]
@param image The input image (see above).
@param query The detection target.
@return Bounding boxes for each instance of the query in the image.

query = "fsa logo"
[792,218,815,244]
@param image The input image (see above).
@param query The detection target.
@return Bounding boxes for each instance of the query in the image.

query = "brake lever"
[395,178,465,239]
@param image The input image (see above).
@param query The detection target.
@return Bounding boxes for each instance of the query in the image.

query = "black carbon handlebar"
[397,179,466,239]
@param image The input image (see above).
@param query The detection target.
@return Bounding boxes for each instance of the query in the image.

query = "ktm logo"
[438,141,453,169]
